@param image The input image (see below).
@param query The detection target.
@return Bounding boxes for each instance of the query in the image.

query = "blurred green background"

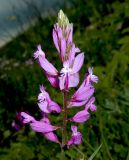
[0,0,129,159]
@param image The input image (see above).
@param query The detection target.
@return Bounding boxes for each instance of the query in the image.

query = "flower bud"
[58,10,71,29]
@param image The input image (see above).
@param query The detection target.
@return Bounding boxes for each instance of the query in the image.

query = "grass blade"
[88,143,102,160]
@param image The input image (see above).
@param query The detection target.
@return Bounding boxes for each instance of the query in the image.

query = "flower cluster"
[14,10,98,148]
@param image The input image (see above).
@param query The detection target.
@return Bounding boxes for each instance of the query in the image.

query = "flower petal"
[72,53,84,73]
[53,26,60,53]
[30,121,58,133]
[71,110,90,123]
[88,67,99,83]
[38,101,50,113]
[85,97,97,112]
[39,57,58,76]
[60,38,66,61]
[69,100,87,107]
[49,101,61,113]
[90,104,97,112]
[46,74,59,88]
[67,24,73,44]
[59,74,66,90]
[44,132,59,143]
[72,85,94,101]
[21,112,35,124]
[34,45,45,59]
[68,73,79,88]
[67,125,82,147]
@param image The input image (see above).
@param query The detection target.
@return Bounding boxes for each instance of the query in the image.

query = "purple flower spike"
[67,126,82,147]
[71,110,90,123]
[15,10,98,148]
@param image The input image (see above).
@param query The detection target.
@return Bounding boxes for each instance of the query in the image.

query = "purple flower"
[40,115,59,143]
[43,132,59,143]
[39,57,58,76]
[69,81,94,107]
[53,23,73,62]
[34,45,59,87]
[21,112,35,124]
[70,97,97,123]
[85,97,97,112]
[87,67,99,84]
[21,112,59,133]
[38,85,61,113]
[70,110,90,123]
[46,74,59,88]
[34,45,45,59]
[59,52,84,90]
[67,126,82,147]
[11,112,24,131]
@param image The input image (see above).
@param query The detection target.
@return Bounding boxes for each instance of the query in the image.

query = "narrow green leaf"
[88,144,102,160]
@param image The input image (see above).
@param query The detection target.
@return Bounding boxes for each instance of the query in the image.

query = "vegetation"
[0,0,129,159]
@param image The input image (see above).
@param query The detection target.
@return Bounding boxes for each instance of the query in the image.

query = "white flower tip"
[37,44,41,50]
[88,67,93,74]
[39,85,45,92]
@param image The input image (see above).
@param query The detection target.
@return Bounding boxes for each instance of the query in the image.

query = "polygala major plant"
[14,10,98,151]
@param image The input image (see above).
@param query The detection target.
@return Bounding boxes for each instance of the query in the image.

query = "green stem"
[62,91,68,147]
[61,91,68,160]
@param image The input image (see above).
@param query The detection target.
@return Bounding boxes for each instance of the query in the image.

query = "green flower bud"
[58,10,71,29]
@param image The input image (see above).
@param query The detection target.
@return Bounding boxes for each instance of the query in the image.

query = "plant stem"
[62,91,68,147]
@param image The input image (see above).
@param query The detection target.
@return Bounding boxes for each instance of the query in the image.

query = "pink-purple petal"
[67,24,73,44]
[53,27,60,53]
[21,112,35,124]
[49,101,61,113]
[71,110,90,123]
[60,38,66,60]
[68,73,79,88]
[72,53,84,74]
[67,125,82,147]
[46,74,59,88]
[39,57,58,76]
[30,121,58,133]
[44,132,59,143]
[34,45,45,59]
[69,100,88,107]
[38,101,50,113]
[90,104,97,112]
[59,74,66,90]
[73,86,94,101]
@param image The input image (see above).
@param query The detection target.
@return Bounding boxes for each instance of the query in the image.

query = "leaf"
[118,36,129,44]
[88,144,102,160]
